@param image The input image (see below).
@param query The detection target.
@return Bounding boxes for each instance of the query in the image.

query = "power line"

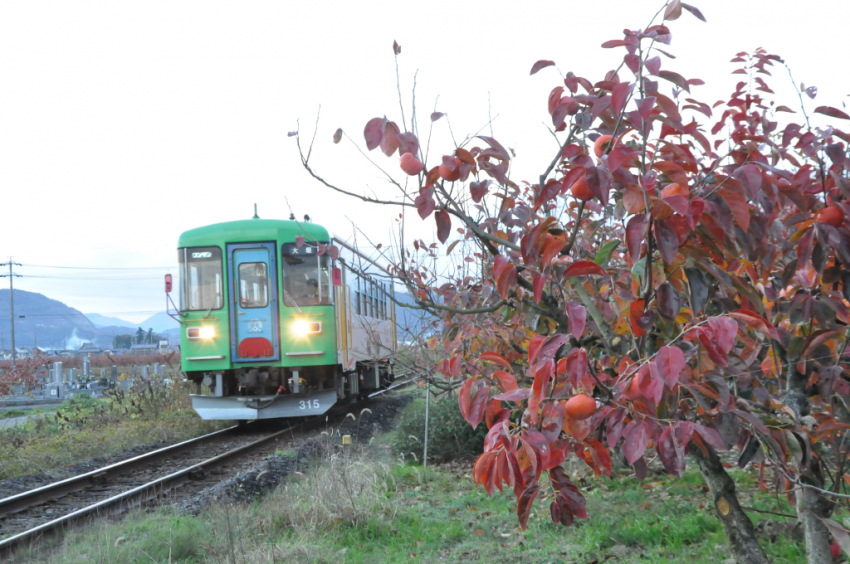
[22,275,166,280]
[14,311,162,318]
[20,264,176,270]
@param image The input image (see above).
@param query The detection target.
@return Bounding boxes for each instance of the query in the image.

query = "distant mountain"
[0,289,100,350]
[393,291,436,341]
[86,313,136,328]
[138,311,180,333]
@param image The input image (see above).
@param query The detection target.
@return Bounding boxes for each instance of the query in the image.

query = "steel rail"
[0,424,240,520]
[0,420,305,554]
[0,373,416,554]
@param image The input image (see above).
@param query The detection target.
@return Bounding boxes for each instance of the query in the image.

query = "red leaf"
[623,419,650,464]
[733,164,762,198]
[661,194,689,216]
[694,423,727,451]
[458,377,474,422]
[532,272,545,304]
[480,352,512,370]
[380,121,401,156]
[476,136,511,162]
[470,180,489,203]
[587,438,613,477]
[708,316,738,352]
[467,385,489,429]
[697,326,728,366]
[564,348,587,390]
[494,388,532,402]
[607,145,637,171]
[727,310,780,340]
[612,82,633,116]
[397,132,419,156]
[363,117,385,151]
[530,60,555,75]
[493,370,518,392]
[657,425,685,477]
[435,209,451,243]
[637,363,663,405]
[681,3,707,22]
[629,299,648,338]
[496,264,517,299]
[563,260,607,278]
[566,302,587,340]
[626,214,646,266]
[332,128,343,144]
[651,345,685,389]
[658,70,690,93]
[532,358,554,401]
[552,97,579,128]
[430,112,444,122]
[645,56,662,76]
[548,87,564,115]
[654,220,679,264]
[517,483,540,530]
[528,335,546,365]
[815,106,850,120]
[664,0,682,20]
[719,188,750,231]
[415,191,435,220]
[485,398,505,429]
[540,235,568,268]
[392,40,401,55]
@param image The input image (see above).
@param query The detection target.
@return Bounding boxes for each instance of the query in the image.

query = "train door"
[227,243,281,362]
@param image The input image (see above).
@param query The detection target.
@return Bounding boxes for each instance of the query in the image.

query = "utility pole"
[0,259,22,367]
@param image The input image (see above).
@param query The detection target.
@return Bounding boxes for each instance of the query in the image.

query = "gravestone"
[141,366,149,378]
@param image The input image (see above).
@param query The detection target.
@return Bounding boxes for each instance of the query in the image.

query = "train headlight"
[292,320,322,336]
[188,326,216,340]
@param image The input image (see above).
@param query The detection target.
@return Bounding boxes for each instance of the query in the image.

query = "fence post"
[423,376,430,475]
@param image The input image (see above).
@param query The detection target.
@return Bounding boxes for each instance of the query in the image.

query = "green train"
[168,213,397,420]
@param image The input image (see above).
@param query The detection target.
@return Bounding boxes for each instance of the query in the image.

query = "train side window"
[179,247,223,312]
[238,262,269,308]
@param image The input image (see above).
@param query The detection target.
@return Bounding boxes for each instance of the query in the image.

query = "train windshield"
[281,242,333,307]
[179,247,224,311]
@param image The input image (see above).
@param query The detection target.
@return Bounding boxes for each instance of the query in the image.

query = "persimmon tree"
[296,2,850,562]
[0,359,46,397]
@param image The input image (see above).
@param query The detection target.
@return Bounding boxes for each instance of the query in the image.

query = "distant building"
[130,343,159,355]
[76,343,103,355]
[31,346,52,358]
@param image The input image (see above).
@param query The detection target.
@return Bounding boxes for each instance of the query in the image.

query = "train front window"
[281,241,333,307]
[179,247,223,312]
[238,262,269,308]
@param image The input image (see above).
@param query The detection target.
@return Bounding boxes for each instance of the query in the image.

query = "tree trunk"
[691,442,772,564]
[785,371,835,564]
[797,478,834,564]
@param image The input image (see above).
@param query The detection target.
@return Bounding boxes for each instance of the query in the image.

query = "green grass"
[0,381,225,481]
[0,409,28,420]
[13,452,818,564]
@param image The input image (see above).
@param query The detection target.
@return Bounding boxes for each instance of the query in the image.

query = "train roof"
[178,218,330,248]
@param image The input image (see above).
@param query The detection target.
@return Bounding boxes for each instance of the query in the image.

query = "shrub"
[390,396,488,463]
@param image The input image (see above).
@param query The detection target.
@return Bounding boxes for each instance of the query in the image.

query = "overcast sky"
[0,0,845,322]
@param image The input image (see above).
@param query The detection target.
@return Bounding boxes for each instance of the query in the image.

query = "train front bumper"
[190,389,337,420]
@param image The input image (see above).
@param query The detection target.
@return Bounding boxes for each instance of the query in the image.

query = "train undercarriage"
[185,360,395,420]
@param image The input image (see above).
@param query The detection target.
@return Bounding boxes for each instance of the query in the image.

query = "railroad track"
[0,374,417,555]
